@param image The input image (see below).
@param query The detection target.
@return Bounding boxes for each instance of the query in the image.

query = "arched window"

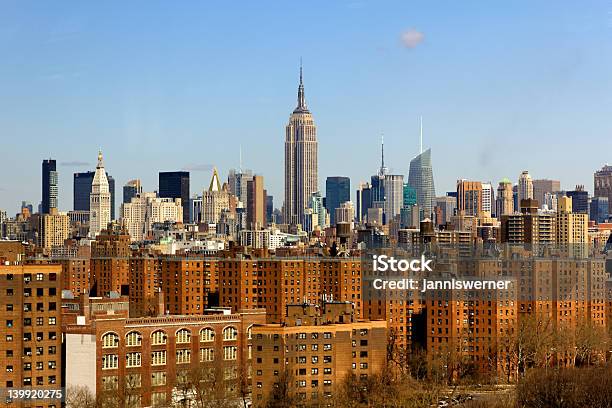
[102,332,119,348]
[200,328,215,342]
[222,326,238,341]
[247,325,253,340]
[176,328,191,344]
[126,331,142,347]
[151,330,167,346]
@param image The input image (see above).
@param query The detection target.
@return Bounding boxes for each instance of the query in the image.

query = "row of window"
[102,346,238,369]
[102,326,240,348]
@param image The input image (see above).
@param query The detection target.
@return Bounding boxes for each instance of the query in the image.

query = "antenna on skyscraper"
[239,145,243,172]
[419,116,423,154]
[381,133,385,169]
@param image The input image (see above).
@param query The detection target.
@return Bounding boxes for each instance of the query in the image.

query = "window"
[223,346,237,360]
[102,376,118,390]
[176,329,191,344]
[151,351,167,366]
[152,392,166,406]
[102,354,118,370]
[311,368,319,375]
[200,348,214,362]
[151,372,166,386]
[200,328,215,342]
[151,330,167,345]
[126,331,142,347]
[360,362,368,369]
[323,344,332,351]
[102,332,119,348]
[176,349,191,364]
[323,332,332,339]
[126,352,142,367]
[223,326,238,341]
[48,317,56,325]
[36,273,43,281]
[125,373,141,388]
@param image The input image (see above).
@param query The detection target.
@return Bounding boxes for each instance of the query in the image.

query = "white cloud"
[400,28,425,49]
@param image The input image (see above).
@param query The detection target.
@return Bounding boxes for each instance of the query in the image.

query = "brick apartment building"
[0,263,63,408]
[251,301,387,405]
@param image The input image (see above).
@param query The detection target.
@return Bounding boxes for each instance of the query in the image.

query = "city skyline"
[2,1,612,214]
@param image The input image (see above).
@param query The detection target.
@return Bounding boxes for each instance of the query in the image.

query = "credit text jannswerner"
[371,255,512,292]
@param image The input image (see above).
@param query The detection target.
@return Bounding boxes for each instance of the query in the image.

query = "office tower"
[307,191,327,230]
[435,196,456,226]
[557,196,589,257]
[74,171,95,211]
[41,159,58,214]
[403,183,417,207]
[356,182,372,224]
[121,193,182,241]
[334,201,354,226]
[0,264,62,393]
[590,197,609,223]
[123,179,142,204]
[252,302,386,404]
[533,179,560,208]
[190,195,203,223]
[284,65,318,226]
[369,139,403,224]
[266,195,274,223]
[38,208,70,249]
[512,185,519,212]
[88,152,112,238]
[325,176,350,225]
[517,171,533,204]
[566,185,589,214]
[408,148,435,219]
[158,171,190,224]
[246,175,265,229]
[594,165,612,213]
[456,180,482,217]
[496,178,514,217]
[227,168,253,204]
[481,182,494,215]
[202,168,230,224]
[74,171,116,219]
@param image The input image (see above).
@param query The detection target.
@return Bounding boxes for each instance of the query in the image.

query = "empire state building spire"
[294,61,309,113]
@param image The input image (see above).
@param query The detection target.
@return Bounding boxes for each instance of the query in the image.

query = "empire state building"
[284,66,318,226]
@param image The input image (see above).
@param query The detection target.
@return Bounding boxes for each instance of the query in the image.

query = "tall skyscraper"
[74,171,116,219]
[284,65,318,226]
[356,182,372,224]
[123,179,142,204]
[566,185,589,214]
[325,177,350,225]
[247,175,265,229]
[517,171,533,204]
[532,179,560,208]
[202,168,230,224]
[481,182,494,215]
[456,180,482,217]
[41,159,58,214]
[496,178,514,217]
[266,195,274,224]
[408,149,435,219]
[159,171,190,223]
[89,151,111,238]
[590,196,609,224]
[228,168,253,204]
[594,165,612,213]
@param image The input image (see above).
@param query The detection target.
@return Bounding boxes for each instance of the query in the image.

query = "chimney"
[82,289,90,319]
[157,288,165,317]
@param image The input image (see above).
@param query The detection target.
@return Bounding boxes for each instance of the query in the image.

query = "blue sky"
[1,1,612,215]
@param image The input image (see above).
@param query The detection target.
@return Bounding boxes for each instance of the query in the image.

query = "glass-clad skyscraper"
[408,148,435,219]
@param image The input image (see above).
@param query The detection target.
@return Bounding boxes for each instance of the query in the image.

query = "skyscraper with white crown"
[89,151,111,237]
